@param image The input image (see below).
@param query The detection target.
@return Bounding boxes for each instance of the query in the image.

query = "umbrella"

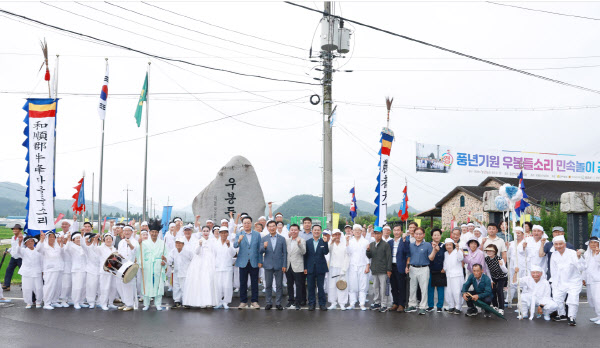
[466,293,507,321]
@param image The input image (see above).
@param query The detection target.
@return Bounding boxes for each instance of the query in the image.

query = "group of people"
[2,212,599,327]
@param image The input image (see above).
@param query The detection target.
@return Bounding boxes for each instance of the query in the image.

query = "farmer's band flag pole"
[374,97,394,228]
[23,98,58,237]
[349,186,357,223]
[134,63,150,222]
[98,58,109,233]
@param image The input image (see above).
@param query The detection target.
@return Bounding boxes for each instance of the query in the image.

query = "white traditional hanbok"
[183,237,218,307]
[94,241,117,310]
[214,239,236,308]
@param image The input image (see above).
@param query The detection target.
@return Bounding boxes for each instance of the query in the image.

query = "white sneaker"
[340,305,347,311]
[348,304,356,310]
[80,303,89,308]
[223,304,229,310]
[590,317,600,322]
[61,302,69,308]
[595,320,600,325]
[498,309,504,315]
[25,305,32,309]
[88,304,95,309]
[234,288,239,293]
[544,314,551,321]
[101,306,109,311]
[35,304,42,309]
[51,303,61,308]
[142,306,149,311]
[215,304,223,309]
[108,304,118,309]
[360,305,367,311]
[43,305,54,310]
[156,306,163,311]
[328,304,337,310]
[74,304,81,309]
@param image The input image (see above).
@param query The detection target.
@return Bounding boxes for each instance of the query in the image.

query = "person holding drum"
[117,226,139,311]
[93,234,118,311]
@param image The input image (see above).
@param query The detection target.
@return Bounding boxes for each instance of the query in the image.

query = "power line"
[335,100,600,112]
[0,7,319,86]
[76,2,309,71]
[0,94,319,162]
[345,63,600,72]
[140,1,306,52]
[0,89,312,96]
[43,2,308,79]
[107,2,308,62]
[487,1,600,21]
[284,1,600,96]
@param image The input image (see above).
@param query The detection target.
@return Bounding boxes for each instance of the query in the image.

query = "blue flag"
[349,187,358,222]
[161,206,173,236]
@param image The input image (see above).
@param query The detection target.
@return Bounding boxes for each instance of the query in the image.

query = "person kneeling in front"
[461,263,493,317]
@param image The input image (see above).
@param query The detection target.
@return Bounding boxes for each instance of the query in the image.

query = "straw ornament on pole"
[39,38,51,98]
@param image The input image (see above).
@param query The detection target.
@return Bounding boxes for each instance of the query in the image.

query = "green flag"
[134,72,148,127]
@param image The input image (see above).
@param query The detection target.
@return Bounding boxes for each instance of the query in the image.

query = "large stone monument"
[192,156,266,222]
[560,191,594,249]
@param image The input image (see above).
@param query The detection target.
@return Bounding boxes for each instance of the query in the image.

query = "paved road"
[0,286,597,348]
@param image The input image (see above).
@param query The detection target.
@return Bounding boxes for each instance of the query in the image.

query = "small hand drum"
[103,252,139,284]
[336,279,347,290]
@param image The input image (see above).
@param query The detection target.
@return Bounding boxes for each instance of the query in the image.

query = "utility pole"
[322,1,334,230]
[123,185,133,222]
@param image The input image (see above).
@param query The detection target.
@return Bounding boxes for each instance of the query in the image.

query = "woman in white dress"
[183,226,218,308]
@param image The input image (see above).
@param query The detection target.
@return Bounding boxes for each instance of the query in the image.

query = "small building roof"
[414,207,442,217]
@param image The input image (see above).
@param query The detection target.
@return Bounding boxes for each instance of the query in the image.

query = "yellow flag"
[332,213,340,230]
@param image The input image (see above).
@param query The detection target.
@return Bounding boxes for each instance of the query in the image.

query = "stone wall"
[441,192,488,231]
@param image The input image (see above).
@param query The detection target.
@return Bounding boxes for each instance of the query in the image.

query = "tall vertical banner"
[374,129,394,227]
[349,186,358,222]
[23,98,58,236]
[161,206,173,236]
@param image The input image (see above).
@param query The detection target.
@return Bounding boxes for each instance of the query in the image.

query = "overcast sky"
[1,1,600,215]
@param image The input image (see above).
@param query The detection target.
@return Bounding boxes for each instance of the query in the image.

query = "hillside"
[0,182,125,217]
[275,194,372,218]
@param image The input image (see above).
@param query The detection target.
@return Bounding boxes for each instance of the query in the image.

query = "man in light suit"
[234,216,262,309]
[286,224,306,310]
[304,224,330,311]
[260,220,288,310]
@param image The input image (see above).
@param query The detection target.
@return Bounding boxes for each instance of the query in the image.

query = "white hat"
[552,235,566,244]
[220,219,228,224]
[513,227,524,235]
[382,225,391,231]
[123,226,133,231]
[353,224,362,230]
[532,224,544,231]
[174,218,182,222]
[183,224,193,231]
[332,229,342,234]
[258,216,266,221]
[206,219,214,224]
[218,226,228,232]
[61,219,72,225]
[175,236,186,243]
[141,221,148,226]
[461,224,467,227]
[169,222,175,228]
[444,238,455,245]
[140,230,149,235]
[275,212,283,217]
[467,223,474,227]
[530,265,543,273]
[322,229,331,235]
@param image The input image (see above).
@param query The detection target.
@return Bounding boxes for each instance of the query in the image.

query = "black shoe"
[370,303,381,311]
[265,304,272,310]
[320,305,327,311]
[568,317,576,326]
[436,307,443,313]
[285,301,294,308]
[466,308,478,317]
[308,305,315,311]
[425,307,435,312]
[173,302,181,309]
[2,286,9,291]
[553,315,568,322]
[300,301,307,306]
[276,305,283,310]
[295,304,301,311]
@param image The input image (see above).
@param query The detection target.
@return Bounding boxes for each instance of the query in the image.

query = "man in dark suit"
[234,216,262,309]
[303,225,329,311]
[388,225,410,312]
[260,220,288,310]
